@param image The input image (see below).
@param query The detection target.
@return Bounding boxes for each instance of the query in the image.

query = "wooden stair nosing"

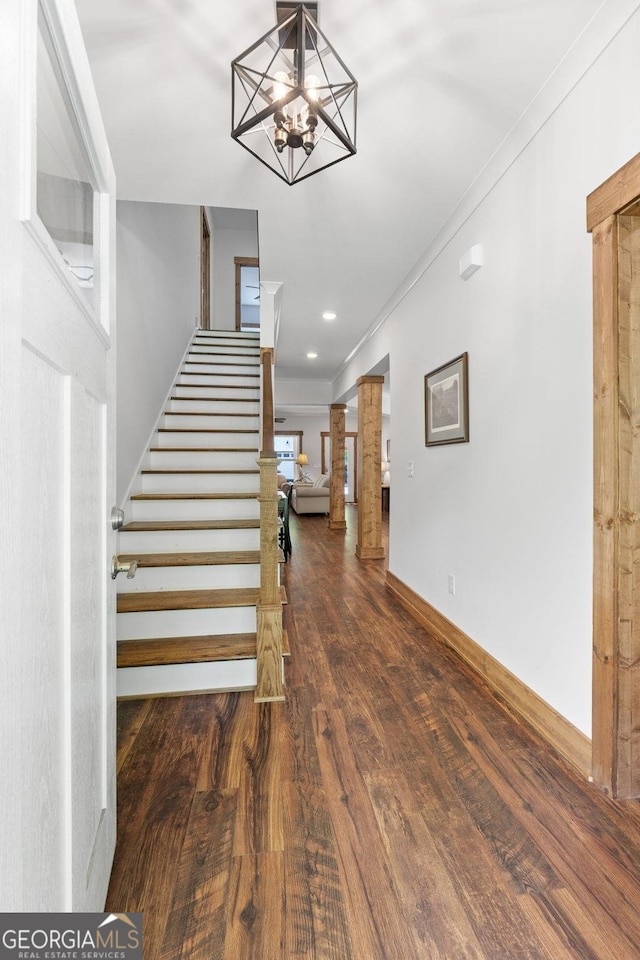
[121,519,260,532]
[170,395,258,402]
[149,446,259,453]
[140,469,260,475]
[118,550,261,567]
[117,629,290,668]
[130,492,260,501]
[164,411,259,418]
[194,334,259,341]
[192,340,259,347]
[172,384,260,391]
[117,585,287,613]
[180,371,260,379]
[156,428,259,435]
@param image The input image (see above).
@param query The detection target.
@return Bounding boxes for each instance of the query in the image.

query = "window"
[235,257,260,330]
[275,432,303,481]
[36,5,96,305]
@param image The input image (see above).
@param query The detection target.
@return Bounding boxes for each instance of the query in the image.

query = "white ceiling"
[75,0,604,382]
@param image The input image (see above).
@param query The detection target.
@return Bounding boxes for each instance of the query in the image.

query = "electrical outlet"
[448,574,456,596]
[408,460,415,478]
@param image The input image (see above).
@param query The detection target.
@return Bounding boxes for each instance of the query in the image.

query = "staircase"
[115,329,286,698]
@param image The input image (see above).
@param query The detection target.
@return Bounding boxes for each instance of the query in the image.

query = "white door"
[0,0,117,910]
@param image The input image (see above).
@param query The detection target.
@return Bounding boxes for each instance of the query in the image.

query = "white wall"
[332,7,640,738]
[116,200,199,500]
[209,216,259,330]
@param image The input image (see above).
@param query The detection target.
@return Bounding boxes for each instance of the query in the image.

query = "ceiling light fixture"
[231,3,358,185]
[307,351,318,358]
[322,311,337,320]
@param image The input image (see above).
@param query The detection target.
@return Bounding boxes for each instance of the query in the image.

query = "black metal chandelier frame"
[231,4,358,185]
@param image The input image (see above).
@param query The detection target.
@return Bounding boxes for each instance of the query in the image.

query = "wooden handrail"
[255,346,284,702]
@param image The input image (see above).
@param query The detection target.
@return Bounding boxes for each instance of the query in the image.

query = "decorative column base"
[255,602,285,703]
[355,543,385,560]
[328,519,347,531]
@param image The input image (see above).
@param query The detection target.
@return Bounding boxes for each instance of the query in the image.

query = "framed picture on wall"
[424,352,469,446]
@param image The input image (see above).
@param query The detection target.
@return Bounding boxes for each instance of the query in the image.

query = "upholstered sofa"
[290,475,330,514]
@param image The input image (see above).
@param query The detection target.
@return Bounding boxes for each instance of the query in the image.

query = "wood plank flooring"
[107,506,640,959]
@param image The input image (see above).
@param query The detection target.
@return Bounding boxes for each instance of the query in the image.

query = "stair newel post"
[256,347,285,702]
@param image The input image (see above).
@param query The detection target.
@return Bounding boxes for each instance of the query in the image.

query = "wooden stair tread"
[172,384,259,391]
[164,411,258,418]
[149,447,259,453]
[117,629,290,668]
[170,396,258,402]
[141,469,259,475]
[132,493,259,502]
[117,587,260,613]
[194,345,258,349]
[191,345,259,349]
[117,585,287,613]
[181,371,259,378]
[121,519,260,531]
[156,428,258,434]
[117,633,257,666]
[118,550,261,567]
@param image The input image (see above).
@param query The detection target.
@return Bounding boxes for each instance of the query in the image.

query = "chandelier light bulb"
[305,75,320,101]
[273,71,290,101]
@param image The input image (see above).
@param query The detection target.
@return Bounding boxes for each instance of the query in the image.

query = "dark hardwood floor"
[107,506,640,959]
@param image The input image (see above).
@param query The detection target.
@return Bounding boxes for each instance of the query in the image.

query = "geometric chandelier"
[231,3,357,185]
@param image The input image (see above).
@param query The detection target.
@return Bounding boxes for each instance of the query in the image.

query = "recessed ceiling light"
[307,352,318,359]
[322,311,337,321]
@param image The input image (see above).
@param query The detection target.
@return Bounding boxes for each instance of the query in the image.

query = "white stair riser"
[140,472,260,494]
[178,374,259,388]
[149,450,258,470]
[116,659,257,698]
[172,385,259,400]
[117,563,261,593]
[163,413,260,430]
[118,528,260,552]
[187,358,259,371]
[129,498,260,522]
[154,431,259,448]
[190,342,259,352]
[168,399,260,414]
[117,605,257,641]
[194,334,259,344]
[185,360,259,373]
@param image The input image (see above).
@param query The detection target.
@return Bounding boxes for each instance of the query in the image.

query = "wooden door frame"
[235,256,259,331]
[321,431,358,502]
[588,151,640,797]
[200,207,210,330]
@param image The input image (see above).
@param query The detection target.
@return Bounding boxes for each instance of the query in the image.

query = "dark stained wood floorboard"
[107,506,640,959]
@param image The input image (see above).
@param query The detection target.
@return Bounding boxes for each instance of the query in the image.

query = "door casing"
[589,152,640,798]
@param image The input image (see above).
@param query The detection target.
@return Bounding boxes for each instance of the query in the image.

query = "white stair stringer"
[116,329,268,699]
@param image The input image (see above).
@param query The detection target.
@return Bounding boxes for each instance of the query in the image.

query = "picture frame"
[424,352,469,446]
